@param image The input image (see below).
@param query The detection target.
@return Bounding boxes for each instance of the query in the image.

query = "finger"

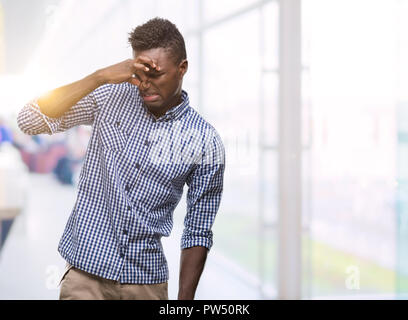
[133,62,150,73]
[127,76,140,87]
[137,56,157,68]
[135,56,159,70]
[133,69,148,84]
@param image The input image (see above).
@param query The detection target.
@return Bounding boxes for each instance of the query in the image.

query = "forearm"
[37,70,105,119]
[178,246,208,300]
[35,55,159,119]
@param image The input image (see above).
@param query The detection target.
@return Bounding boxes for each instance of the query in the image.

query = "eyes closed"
[148,71,165,79]
[134,71,165,81]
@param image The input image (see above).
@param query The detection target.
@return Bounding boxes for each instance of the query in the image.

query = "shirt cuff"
[180,231,213,250]
[28,99,62,135]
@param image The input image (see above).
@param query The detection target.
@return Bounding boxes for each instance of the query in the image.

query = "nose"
[141,80,150,90]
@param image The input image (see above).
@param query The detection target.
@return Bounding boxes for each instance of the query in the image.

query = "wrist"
[91,69,108,87]
[178,284,197,300]
[177,291,195,300]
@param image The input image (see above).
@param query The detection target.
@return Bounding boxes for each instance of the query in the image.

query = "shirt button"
[144,140,149,146]
[125,185,130,192]
[123,229,128,235]
[135,163,140,169]
[127,205,131,211]
[115,121,120,127]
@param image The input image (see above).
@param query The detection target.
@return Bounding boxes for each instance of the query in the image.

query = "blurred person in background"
[16,18,225,300]
[0,117,13,146]
[53,127,89,185]
[0,116,29,252]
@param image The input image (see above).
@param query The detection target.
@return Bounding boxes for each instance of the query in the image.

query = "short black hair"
[128,17,187,64]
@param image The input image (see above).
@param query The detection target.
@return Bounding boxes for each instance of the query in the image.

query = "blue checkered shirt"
[17,83,225,284]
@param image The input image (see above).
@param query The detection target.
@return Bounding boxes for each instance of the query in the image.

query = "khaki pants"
[59,263,168,300]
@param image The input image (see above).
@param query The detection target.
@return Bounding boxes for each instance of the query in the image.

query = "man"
[17,18,225,300]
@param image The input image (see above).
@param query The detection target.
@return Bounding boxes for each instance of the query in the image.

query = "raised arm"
[37,72,104,119]
[17,56,159,135]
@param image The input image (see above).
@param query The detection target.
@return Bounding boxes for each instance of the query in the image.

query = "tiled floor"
[0,173,260,300]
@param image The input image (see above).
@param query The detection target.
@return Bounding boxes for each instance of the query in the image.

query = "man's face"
[133,48,188,117]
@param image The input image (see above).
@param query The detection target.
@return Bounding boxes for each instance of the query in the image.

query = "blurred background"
[0,0,407,300]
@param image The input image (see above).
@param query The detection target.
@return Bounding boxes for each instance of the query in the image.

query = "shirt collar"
[142,90,190,122]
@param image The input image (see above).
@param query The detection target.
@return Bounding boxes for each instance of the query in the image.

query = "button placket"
[119,243,127,258]
[121,207,131,256]
[129,121,157,191]
[120,202,131,247]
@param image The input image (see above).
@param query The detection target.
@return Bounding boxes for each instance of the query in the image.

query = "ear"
[178,59,188,77]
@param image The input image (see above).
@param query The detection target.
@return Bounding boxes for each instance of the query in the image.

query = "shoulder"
[185,107,224,146]
[183,107,225,165]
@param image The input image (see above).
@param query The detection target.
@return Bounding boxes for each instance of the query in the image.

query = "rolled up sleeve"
[17,84,111,135]
[181,130,226,251]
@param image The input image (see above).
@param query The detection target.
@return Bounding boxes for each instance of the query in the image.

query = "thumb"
[127,77,141,87]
